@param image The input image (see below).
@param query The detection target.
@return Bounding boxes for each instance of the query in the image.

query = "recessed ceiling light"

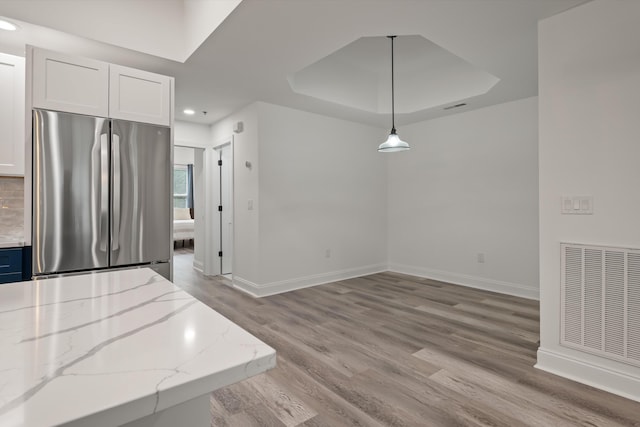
[183,109,195,115]
[0,19,18,31]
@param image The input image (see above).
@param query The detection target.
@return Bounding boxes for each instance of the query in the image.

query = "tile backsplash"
[0,177,24,240]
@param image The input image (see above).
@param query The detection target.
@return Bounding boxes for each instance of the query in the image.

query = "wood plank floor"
[172,252,640,426]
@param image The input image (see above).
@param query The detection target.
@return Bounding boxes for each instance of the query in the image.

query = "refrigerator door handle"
[99,133,109,252]
[112,133,121,251]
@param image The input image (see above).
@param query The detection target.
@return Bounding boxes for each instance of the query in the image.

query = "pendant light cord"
[388,35,396,133]
[378,35,409,151]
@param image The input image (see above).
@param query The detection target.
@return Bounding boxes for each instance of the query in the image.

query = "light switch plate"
[561,196,593,215]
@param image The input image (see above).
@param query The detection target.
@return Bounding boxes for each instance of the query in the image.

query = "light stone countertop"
[0,268,276,427]
[0,238,25,248]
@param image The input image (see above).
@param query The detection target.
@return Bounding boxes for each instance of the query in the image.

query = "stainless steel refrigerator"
[32,109,171,279]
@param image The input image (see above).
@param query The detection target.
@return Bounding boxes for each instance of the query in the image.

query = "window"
[173,165,188,208]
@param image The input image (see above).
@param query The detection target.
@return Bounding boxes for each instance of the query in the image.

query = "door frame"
[173,137,234,278]
[214,141,233,275]
[203,136,234,277]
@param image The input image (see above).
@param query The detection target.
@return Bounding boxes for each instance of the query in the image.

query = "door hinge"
[218,160,222,166]
[218,205,223,212]
[218,251,223,257]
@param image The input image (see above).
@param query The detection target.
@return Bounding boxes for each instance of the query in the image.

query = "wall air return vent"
[561,243,640,367]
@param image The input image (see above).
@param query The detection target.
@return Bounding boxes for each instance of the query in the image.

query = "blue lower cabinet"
[0,248,23,284]
[22,246,32,281]
[0,272,22,284]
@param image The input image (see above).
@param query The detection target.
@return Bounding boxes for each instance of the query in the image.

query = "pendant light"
[378,35,410,152]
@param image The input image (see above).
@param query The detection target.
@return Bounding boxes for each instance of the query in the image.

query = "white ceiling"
[0,0,590,128]
[0,0,242,62]
[290,35,500,114]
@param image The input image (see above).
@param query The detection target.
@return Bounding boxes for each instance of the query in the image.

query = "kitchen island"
[0,268,276,426]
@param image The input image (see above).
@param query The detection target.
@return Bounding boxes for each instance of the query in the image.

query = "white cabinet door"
[0,53,25,176]
[109,64,172,126]
[32,48,109,117]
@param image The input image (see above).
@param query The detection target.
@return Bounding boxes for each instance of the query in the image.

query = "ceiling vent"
[443,103,467,110]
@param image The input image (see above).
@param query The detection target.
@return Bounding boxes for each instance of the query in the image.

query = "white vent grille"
[561,243,640,367]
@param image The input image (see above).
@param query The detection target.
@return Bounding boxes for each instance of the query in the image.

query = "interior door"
[111,120,171,266]
[218,144,233,275]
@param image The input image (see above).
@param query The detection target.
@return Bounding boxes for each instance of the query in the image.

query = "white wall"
[175,120,211,148]
[388,97,539,299]
[210,102,387,296]
[537,0,640,401]
[173,146,195,165]
[253,103,387,294]
[209,99,538,298]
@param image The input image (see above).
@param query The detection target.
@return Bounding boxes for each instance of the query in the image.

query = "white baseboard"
[232,263,387,297]
[192,259,204,274]
[231,277,261,298]
[233,263,537,299]
[388,262,538,300]
[536,347,640,403]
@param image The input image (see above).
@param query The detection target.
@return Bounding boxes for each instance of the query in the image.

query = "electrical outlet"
[477,253,485,263]
[325,249,331,258]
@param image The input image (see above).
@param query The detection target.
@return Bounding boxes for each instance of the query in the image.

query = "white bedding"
[173,219,194,241]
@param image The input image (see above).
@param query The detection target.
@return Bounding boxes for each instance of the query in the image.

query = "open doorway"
[172,139,233,281]
[173,146,195,250]
[173,146,204,271]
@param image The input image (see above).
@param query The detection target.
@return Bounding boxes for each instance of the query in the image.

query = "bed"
[173,208,194,243]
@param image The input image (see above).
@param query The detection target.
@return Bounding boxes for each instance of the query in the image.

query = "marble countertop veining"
[0,268,276,427]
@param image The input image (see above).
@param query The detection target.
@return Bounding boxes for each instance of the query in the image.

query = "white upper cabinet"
[30,48,172,126]
[109,64,172,126]
[0,53,25,176]
[32,48,109,117]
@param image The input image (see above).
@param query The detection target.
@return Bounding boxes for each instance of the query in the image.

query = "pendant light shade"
[378,129,410,152]
[378,35,409,152]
